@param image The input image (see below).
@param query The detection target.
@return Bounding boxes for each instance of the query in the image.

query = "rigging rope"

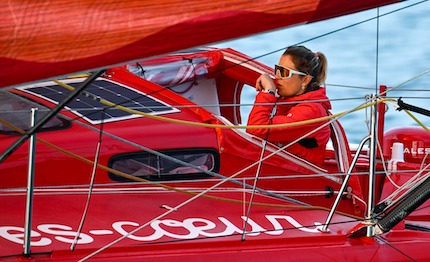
[2,89,426,209]
[2,82,428,205]
[53,79,382,129]
[71,110,105,251]
[242,98,278,241]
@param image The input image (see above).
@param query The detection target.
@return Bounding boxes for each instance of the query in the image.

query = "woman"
[246,45,331,166]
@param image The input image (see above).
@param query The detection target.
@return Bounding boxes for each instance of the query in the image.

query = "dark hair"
[283,45,327,92]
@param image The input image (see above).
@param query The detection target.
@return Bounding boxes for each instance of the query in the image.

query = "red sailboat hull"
[1,47,429,261]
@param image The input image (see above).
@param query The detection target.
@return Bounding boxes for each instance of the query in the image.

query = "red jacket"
[247,88,332,166]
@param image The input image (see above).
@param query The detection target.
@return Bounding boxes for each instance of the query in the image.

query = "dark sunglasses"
[274,64,307,79]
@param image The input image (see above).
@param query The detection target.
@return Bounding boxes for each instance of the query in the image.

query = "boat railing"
[322,93,380,234]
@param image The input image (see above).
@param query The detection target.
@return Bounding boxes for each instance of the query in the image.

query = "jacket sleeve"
[246,92,277,138]
[247,93,327,144]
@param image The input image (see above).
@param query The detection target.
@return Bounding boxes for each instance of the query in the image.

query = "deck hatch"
[18,78,179,124]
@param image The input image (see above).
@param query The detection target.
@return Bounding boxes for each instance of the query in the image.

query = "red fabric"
[0,0,400,89]
[247,88,331,166]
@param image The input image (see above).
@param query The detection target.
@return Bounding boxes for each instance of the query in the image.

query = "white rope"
[376,137,401,189]
[71,141,101,251]
[382,162,430,206]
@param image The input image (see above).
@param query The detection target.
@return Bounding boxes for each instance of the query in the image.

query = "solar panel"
[18,78,179,124]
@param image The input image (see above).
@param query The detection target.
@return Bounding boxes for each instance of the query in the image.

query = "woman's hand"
[256,73,276,92]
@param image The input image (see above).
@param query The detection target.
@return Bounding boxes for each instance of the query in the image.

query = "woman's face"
[275,55,310,97]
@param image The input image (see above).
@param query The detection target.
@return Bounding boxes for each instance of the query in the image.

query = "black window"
[108,149,219,182]
[0,91,70,135]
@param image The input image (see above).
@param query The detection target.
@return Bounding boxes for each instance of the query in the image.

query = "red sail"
[0,0,400,88]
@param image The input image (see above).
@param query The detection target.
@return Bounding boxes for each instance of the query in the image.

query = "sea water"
[213,0,430,144]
